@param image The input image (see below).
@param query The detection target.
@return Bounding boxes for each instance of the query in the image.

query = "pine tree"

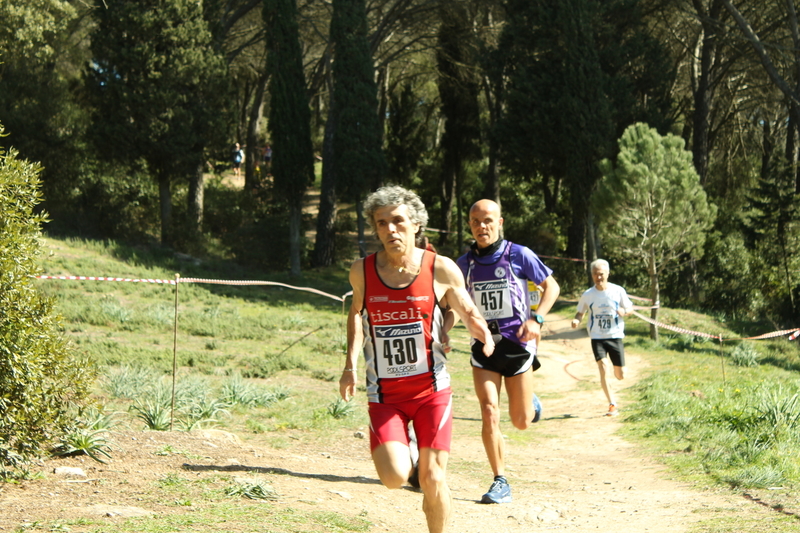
[595,123,717,339]
[330,0,387,255]
[264,0,315,276]
[437,0,482,246]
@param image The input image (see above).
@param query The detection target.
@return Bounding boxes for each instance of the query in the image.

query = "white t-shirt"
[576,283,632,339]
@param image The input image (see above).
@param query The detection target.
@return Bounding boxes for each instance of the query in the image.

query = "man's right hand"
[339,371,356,401]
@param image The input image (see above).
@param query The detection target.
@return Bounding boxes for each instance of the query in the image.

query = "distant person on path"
[263,143,272,174]
[232,143,244,177]
[571,259,633,417]
[456,199,560,504]
[416,233,437,253]
[340,186,495,533]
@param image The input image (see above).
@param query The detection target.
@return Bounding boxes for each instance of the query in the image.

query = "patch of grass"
[224,478,278,500]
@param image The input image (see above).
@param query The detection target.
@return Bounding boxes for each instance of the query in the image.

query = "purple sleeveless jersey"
[457,241,552,349]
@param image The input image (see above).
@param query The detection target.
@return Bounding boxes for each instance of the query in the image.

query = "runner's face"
[469,202,503,248]
[373,204,419,254]
[592,267,609,288]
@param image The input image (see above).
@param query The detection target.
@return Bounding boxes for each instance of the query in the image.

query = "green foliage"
[745,158,800,321]
[86,0,229,244]
[0,1,97,224]
[495,0,674,258]
[51,427,113,464]
[437,1,482,179]
[691,232,756,318]
[385,83,430,186]
[596,123,716,319]
[0,131,96,469]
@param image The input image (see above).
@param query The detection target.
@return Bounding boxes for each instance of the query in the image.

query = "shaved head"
[468,199,504,248]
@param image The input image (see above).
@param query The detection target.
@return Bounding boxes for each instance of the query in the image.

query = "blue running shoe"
[481,476,512,504]
[532,393,543,423]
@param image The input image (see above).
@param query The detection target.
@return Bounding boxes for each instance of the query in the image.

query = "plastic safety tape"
[632,310,799,342]
[35,275,351,303]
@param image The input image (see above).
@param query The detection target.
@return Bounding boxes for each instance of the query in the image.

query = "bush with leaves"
[0,126,96,471]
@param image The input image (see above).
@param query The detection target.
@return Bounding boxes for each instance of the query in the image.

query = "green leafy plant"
[730,342,760,367]
[224,479,278,500]
[51,427,112,464]
[327,398,355,419]
[130,399,172,431]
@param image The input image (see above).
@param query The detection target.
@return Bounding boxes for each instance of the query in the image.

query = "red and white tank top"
[361,251,450,404]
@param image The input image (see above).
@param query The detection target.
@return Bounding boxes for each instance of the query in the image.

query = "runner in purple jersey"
[455,199,560,504]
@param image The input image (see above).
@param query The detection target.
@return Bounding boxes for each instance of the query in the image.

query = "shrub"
[0,129,96,471]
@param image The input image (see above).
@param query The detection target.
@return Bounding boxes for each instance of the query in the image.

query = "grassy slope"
[34,236,800,532]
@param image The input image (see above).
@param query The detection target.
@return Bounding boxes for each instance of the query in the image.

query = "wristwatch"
[532,313,544,325]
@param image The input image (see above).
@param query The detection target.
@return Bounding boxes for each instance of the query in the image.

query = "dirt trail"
[0,316,776,532]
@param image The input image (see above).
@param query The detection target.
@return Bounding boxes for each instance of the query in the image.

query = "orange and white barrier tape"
[632,310,799,343]
[36,275,176,284]
[35,275,352,303]
[631,310,722,340]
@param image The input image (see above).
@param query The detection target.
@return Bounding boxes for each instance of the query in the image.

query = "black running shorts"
[591,338,625,367]
[470,336,540,377]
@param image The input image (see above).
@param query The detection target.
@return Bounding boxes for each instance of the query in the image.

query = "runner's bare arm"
[434,256,494,356]
[340,260,365,401]
[441,307,456,353]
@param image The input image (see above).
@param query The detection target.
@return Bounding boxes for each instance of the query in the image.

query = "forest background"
[2,0,800,326]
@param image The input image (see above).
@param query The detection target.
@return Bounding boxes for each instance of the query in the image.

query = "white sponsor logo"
[369,307,425,324]
[407,295,430,302]
[369,295,389,303]
[494,267,506,278]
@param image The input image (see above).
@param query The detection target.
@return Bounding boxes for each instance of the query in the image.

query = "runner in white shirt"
[571,259,633,416]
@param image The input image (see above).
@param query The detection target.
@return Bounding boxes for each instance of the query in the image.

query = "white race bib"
[373,321,429,378]
[473,279,513,319]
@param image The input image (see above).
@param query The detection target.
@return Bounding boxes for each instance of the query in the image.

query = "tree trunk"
[482,73,502,205]
[313,99,338,267]
[787,101,800,192]
[187,161,205,232]
[289,200,302,277]
[158,174,173,246]
[648,248,660,341]
[761,115,773,180]
[356,198,367,258]
[439,163,456,247]
[456,167,463,251]
[245,68,269,192]
[690,0,723,185]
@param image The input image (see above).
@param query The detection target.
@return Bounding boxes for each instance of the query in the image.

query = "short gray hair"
[363,185,428,233]
[590,259,610,272]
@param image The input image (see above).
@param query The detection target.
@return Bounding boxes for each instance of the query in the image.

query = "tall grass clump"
[221,374,290,408]
[626,363,800,490]
[730,342,760,367]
